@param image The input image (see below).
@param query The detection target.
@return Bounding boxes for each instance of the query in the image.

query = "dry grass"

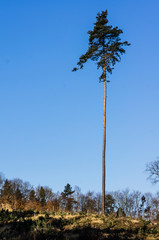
[1,211,159,239]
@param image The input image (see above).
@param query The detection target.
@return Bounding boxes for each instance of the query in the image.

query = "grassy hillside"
[0,210,159,239]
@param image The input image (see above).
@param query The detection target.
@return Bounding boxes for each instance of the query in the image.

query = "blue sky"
[0,0,159,194]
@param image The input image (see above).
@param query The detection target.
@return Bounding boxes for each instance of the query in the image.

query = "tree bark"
[102,65,106,214]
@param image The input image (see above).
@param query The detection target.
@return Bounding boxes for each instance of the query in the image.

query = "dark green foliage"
[0,209,34,223]
[62,183,74,196]
[105,194,116,214]
[61,184,75,212]
[29,189,36,201]
[15,187,23,200]
[45,211,50,219]
[0,209,10,223]
[38,186,46,206]
[138,219,151,235]
[73,10,130,82]
[139,195,146,217]
[1,179,13,198]
[116,207,126,217]
[145,206,151,219]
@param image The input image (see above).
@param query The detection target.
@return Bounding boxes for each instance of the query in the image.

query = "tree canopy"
[73,10,130,81]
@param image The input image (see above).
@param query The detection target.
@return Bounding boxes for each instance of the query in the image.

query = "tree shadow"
[0,216,155,240]
[64,226,147,240]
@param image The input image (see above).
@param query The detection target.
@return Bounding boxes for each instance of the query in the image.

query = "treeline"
[0,176,159,220]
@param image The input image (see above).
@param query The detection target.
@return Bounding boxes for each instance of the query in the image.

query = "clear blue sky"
[0,0,159,194]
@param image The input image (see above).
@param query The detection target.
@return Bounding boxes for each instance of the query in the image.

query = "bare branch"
[146,158,159,184]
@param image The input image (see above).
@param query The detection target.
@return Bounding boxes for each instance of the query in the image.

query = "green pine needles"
[72,10,130,82]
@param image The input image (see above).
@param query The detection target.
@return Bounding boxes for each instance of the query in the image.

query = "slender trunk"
[102,64,106,214]
[142,203,145,219]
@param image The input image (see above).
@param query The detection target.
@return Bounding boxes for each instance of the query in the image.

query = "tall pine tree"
[73,10,130,214]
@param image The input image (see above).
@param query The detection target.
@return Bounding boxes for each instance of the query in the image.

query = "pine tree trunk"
[102,67,106,214]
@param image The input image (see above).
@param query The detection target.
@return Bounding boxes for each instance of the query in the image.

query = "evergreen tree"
[61,184,75,211]
[73,10,130,214]
[14,188,23,210]
[105,194,115,214]
[29,189,36,202]
[62,184,74,196]
[1,179,13,205]
[37,186,46,206]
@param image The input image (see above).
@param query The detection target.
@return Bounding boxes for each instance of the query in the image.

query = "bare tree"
[131,191,142,218]
[146,158,159,184]
[0,172,5,187]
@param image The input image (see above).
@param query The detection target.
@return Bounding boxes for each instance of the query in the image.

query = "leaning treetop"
[72,10,130,81]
